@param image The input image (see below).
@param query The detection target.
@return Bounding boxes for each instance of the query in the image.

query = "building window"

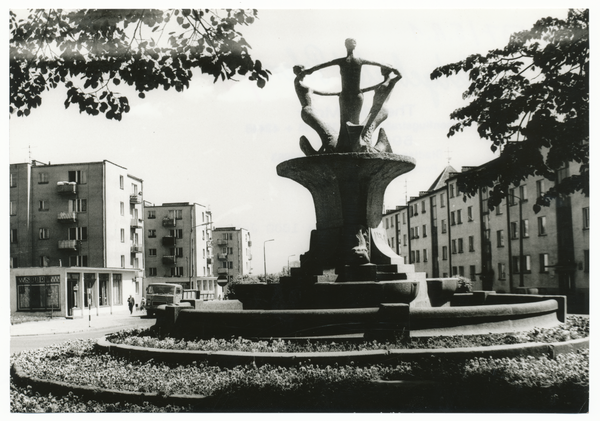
[538,216,547,236]
[468,235,475,252]
[11,228,17,243]
[121,255,125,268]
[148,210,156,219]
[451,211,456,226]
[71,199,87,212]
[120,202,125,216]
[511,222,519,239]
[10,173,16,187]
[148,248,157,256]
[442,246,448,260]
[441,219,447,233]
[539,253,549,273]
[509,188,517,206]
[16,275,60,311]
[440,192,445,207]
[536,180,545,198]
[452,266,458,276]
[415,250,420,263]
[523,255,531,273]
[421,201,426,213]
[512,256,520,273]
[68,170,86,184]
[458,266,465,277]
[458,238,464,253]
[467,206,473,221]
[583,207,589,230]
[120,175,124,189]
[519,185,528,202]
[496,203,503,215]
[457,209,463,224]
[451,239,457,254]
[69,255,88,267]
[39,228,50,239]
[402,213,406,224]
[69,227,87,241]
[469,265,476,281]
[149,268,157,276]
[170,229,183,239]
[498,263,506,280]
[176,247,184,258]
[496,230,504,247]
[113,274,123,305]
[423,249,428,262]
[169,209,183,220]
[521,219,529,238]
[410,251,415,263]
[584,250,589,273]
[120,229,125,243]
[450,184,455,198]
[11,257,19,268]
[131,183,138,195]
[148,229,156,238]
[99,274,109,306]
[39,255,49,267]
[38,200,49,211]
[422,225,427,238]
[38,172,49,184]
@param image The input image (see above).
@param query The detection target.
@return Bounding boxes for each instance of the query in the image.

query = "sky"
[6,3,579,274]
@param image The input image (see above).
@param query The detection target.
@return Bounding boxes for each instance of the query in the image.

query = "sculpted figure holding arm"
[303,38,393,152]
[351,67,402,149]
[293,65,338,155]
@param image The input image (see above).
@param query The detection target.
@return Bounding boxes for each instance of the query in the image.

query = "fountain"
[157,39,566,340]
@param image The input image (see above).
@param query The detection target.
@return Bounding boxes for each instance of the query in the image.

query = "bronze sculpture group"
[294,38,401,155]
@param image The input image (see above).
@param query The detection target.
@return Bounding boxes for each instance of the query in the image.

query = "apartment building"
[383,160,589,313]
[143,202,217,298]
[9,160,145,316]
[212,227,253,284]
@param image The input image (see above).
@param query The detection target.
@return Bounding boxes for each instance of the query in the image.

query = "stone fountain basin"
[156,291,566,340]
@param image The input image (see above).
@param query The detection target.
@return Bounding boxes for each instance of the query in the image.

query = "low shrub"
[11,337,589,412]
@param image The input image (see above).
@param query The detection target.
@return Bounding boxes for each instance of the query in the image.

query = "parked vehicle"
[145,283,184,317]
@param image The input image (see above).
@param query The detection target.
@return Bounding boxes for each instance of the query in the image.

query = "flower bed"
[11,340,589,412]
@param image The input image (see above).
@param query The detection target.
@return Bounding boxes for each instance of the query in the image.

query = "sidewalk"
[10,308,156,337]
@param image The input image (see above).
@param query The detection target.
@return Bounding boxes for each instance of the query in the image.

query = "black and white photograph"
[8,1,591,414]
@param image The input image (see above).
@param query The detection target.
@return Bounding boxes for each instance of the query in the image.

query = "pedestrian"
[140,297,146,312]
[127,295,135,314]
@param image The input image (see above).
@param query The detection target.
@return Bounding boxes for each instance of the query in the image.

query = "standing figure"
[293,65,338,155]
[127,294,135,314]
[303,38,392,152]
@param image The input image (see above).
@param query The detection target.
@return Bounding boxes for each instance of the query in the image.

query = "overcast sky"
[7,3,578,274]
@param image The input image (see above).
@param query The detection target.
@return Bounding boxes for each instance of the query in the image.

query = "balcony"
[217,253,228,260]
[130,194,142,204]
[162,255,176,265]
[57,211,77,223]
[130,244,143,253]
[56,182,77,195]
[162,217,176,228]
[130,218,142,228]
[162,236,176,247]
[217,268,228,275]
[217,239,227,246]
[58,239,79,250]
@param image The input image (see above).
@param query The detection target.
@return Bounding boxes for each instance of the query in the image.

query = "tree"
[431,9,588,212]
[10,9,271,121]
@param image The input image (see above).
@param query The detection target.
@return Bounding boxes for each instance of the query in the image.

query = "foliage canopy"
[10,9,271,121]
[431,9,588,211]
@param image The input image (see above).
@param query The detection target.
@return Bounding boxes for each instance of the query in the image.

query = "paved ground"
[10,308,156,337]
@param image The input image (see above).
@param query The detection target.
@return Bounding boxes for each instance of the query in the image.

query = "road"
[10,315,155,356]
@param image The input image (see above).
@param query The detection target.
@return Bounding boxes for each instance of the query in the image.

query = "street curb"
[97,336,589,367]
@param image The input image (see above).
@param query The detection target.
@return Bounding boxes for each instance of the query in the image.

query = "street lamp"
[288,254,296,275]
[190,221,213,289]
[263,239,274,282]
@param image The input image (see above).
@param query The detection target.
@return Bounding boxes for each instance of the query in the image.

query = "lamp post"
[506,191,525,291]
[288,254,296,275]
[190,221,213,289]
[263,239,274,282]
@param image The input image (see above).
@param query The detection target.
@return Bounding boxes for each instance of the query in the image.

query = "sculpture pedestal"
[277,152,416,275]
